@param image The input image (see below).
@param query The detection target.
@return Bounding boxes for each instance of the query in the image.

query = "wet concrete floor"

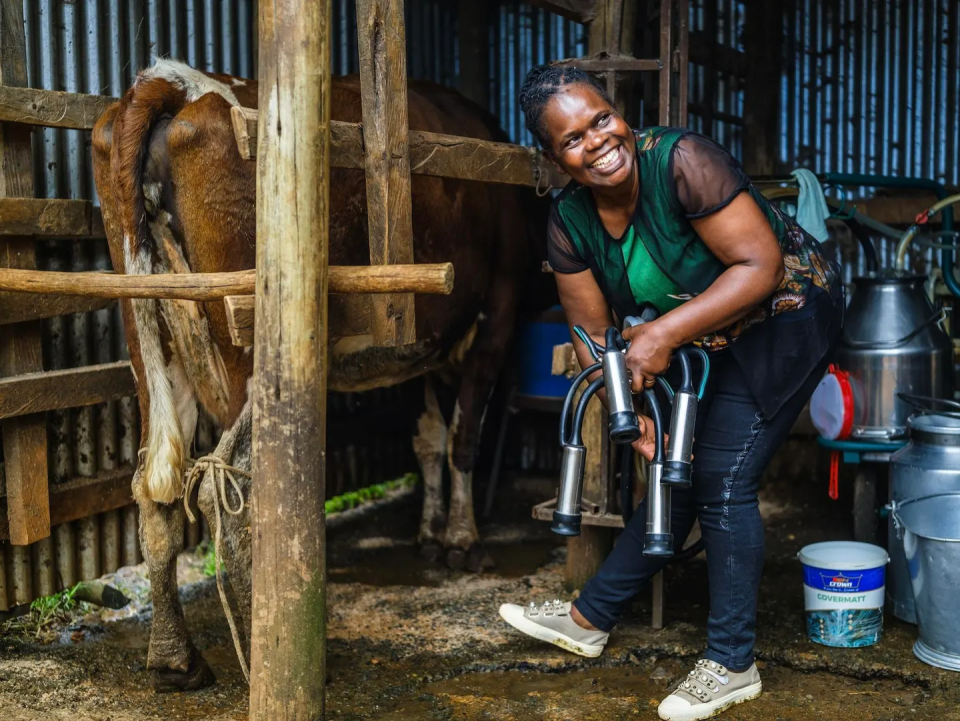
[1,443,959,720]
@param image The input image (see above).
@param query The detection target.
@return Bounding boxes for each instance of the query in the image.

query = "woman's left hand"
[621,320,675,392]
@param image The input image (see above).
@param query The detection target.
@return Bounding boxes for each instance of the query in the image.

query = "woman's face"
[541,83,635,190]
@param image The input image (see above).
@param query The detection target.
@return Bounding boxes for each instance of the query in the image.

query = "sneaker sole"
[498,606,606,658]
[657,681,762,721]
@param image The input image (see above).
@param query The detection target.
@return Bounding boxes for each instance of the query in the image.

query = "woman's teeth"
[591,147,619,169]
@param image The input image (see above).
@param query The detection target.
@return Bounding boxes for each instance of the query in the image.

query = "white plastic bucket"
[798,541,890,648]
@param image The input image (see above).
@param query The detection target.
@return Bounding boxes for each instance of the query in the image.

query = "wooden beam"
[0,262,453,299]
[554,54,661,72]
[689,31,746,77]
[0,0,50,547]
[457,0,489,108]
[0,294,114,325]
[0,361,136,420]
[527,0,597,24]
[225,294,373,347]
[357,0,416,346]
[230,106,567,189]
[250,0,328,714]
[741,3,781,174]
[0,468,134,541]
[0,198,104,237]
[0,85,116,131]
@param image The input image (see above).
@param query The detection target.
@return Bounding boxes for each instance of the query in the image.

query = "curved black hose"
[642,387,664,463]
[667,537,706,565]
[570,377,605,446]
[676,347,693,393]
[559,362,602,446]
[842,217,879,273]
[620,444,633,526]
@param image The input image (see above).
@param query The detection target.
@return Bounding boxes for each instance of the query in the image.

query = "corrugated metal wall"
[781,0,960,185]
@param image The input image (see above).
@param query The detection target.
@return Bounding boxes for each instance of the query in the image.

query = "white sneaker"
[657,659,762,721]
[498,599,609,658]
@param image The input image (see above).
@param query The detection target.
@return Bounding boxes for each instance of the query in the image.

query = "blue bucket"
[516,306,574,399]
[798,541,890,648]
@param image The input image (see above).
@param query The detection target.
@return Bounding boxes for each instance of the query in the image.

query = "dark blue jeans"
[574,349,828,671]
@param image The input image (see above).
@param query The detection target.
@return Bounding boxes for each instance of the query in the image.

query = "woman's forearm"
[654,263,782,348]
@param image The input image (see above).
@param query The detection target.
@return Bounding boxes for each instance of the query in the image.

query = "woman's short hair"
[519,64,612,149]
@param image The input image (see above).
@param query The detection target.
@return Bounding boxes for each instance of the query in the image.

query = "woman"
[498,65,842,721]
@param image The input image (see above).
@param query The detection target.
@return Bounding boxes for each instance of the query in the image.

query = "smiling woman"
[498,64,845,721]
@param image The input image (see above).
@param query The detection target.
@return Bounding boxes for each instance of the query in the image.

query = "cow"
[91,58,553,691]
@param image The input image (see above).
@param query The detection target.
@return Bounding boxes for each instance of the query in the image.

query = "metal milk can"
[888,411,960,623]
[835,274,953,440]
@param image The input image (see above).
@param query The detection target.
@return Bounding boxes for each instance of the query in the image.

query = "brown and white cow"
[92,59,553,690]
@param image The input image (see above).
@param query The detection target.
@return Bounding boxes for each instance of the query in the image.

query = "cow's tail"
[110,59,239,505]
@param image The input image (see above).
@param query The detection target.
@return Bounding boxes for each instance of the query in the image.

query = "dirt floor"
[1,442,959,721]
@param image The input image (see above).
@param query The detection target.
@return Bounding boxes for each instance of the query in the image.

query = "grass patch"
[324,472,418,515]
[192,473,418,579]
[2,584,89,640]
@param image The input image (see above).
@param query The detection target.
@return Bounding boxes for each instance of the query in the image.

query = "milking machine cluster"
[552,311,709,559]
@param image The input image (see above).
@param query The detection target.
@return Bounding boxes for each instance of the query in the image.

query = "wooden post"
[356,0,416,347]
[249,0,329,717]
[0,0,50,546]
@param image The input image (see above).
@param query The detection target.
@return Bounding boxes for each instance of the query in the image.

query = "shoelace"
[525,599,569,618]
[675,659,729,702]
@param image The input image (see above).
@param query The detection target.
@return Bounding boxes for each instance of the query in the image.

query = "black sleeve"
[671,133,751,219]
[546,206,590,274]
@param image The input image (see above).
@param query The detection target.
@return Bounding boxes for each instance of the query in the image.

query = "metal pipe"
[552,376,605,536]
[662,349,696,488]
[642,387,672,557]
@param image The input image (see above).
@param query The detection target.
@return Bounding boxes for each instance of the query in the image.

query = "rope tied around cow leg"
[183,454,251,684]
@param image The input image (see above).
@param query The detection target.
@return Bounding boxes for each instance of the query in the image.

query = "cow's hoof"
[151,650,216,693]
[466,542,495,574]
[446,547,467,570]
[419,540,444,563]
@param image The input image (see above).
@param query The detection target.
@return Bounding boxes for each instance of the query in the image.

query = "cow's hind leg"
[413,377,448,562]
[134,470,216,692]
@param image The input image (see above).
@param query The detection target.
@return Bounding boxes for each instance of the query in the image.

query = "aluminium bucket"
[892,493,960,671]
[798,541,889,648]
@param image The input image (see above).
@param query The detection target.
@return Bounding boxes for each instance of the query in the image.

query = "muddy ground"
[1,441,959,721]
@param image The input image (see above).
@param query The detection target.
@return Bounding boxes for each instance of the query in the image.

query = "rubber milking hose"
[676,348,693,393]
[691,347,710,399]
[642,387,664,464]
[573,325,603,360]
[559,362,602,446]
[570,376,606,446]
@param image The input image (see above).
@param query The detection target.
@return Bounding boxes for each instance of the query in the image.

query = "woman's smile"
[589,145,625,175]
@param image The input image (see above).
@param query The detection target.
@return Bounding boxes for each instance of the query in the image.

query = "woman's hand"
[631,414,666,462]
[621,320,676,392]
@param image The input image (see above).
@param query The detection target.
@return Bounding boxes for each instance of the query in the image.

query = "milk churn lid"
[907,413,960,436]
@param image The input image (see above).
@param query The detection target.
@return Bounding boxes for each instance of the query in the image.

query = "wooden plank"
[0,294,114,325]
[357,0,416,346]
[225,294,373,347]
[250,0,328,714]
[0,468,134,541]
[231,106,567,189]
[0,85,116,131]
[527,0,597,24]
[555,54,661,72]
[0,361,136,420]
[741,3,782,175]
[0,198,104,237]
[0,262,454,299]
[0,0,49,547]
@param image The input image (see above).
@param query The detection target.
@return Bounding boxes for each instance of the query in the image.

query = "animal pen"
[3,1,960,719]
[0,0,688,715]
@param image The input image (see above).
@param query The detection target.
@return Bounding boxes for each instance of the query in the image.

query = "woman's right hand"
[631,414,666,462]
